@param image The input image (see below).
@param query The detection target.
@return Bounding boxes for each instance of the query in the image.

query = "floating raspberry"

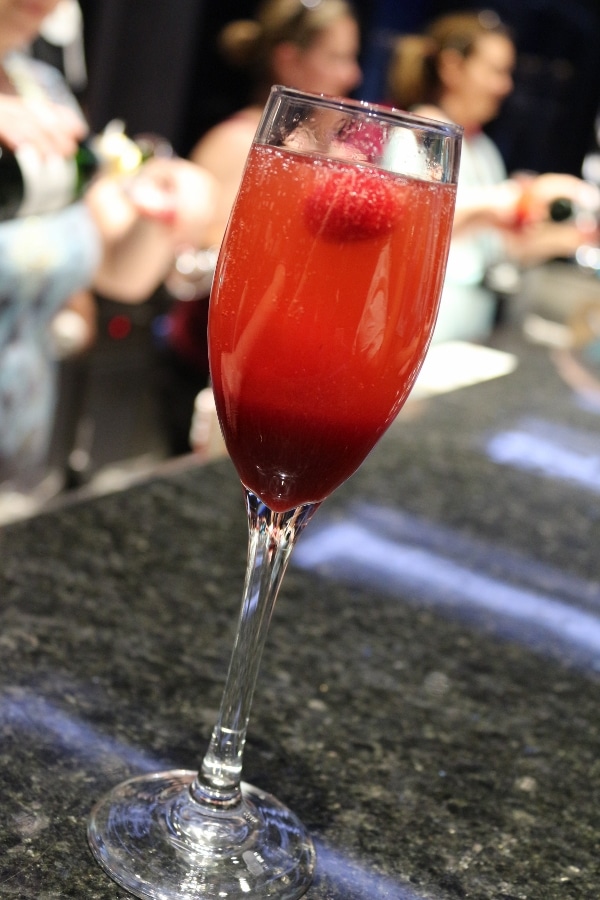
[304,165,402,241]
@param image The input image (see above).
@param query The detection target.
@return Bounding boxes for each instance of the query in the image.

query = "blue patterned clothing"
[0,204,101,484]
[0,53,101,487]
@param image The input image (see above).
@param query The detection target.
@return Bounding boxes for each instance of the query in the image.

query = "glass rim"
[267,84,464,141]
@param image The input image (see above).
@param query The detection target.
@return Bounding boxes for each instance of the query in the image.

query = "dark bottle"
[0,122,161,223]
[548,197,575,222]
[0,139,100,222]
[548,195,600,226]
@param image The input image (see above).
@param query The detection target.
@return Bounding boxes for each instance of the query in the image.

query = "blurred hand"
[0,94,87,157]
[83,161,218,302]
[452,178,522,234]
[84,159,217,246]
[513,172,600,227]
[528,172,600,210]
[126,157,219,247]
[505,219,600,265]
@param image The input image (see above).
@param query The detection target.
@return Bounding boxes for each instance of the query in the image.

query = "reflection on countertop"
[0,317,599,900]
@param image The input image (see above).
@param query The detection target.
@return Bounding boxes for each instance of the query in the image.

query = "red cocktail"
[210,144,455,510]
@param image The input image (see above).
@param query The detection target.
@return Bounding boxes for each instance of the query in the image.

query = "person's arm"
[451,179,523,235]
[453,170,600,234]
[85,158,218,301]
[504,220,597,266]
[190,116,257,246]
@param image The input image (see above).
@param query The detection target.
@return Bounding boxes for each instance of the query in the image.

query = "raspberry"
[304,164,402,241]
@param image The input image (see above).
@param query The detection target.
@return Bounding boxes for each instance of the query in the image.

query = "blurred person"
[158,0,362,456]
[387,10,599,344]
[0,0,217,505]
[191,0,362,243]
[33,0,87,98]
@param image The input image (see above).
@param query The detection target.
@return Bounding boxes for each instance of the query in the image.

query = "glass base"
[87,769,315,900]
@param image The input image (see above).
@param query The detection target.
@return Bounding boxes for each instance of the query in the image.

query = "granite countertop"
[1,325,599,899]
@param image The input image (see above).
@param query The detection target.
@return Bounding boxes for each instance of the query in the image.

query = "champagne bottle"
[0,139,99,222]
[548,197,575,222]
[0,121,161,223]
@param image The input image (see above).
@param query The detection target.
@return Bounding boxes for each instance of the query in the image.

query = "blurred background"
[35,0,600,494]
[73,0,600,174]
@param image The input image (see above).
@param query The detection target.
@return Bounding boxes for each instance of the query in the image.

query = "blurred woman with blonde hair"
[192,0,362,245]
[387,10,598,343]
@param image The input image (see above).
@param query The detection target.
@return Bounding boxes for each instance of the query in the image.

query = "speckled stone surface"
[1,328,599,900]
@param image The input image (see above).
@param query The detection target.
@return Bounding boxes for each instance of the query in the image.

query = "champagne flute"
[87,86,461,900]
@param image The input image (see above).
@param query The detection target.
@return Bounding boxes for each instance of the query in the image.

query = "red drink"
[209,144,455,512]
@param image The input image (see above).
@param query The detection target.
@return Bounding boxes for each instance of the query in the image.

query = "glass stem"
[190,489,320,810]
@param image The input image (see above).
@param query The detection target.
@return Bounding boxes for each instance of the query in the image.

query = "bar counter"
[1,319,599,899]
